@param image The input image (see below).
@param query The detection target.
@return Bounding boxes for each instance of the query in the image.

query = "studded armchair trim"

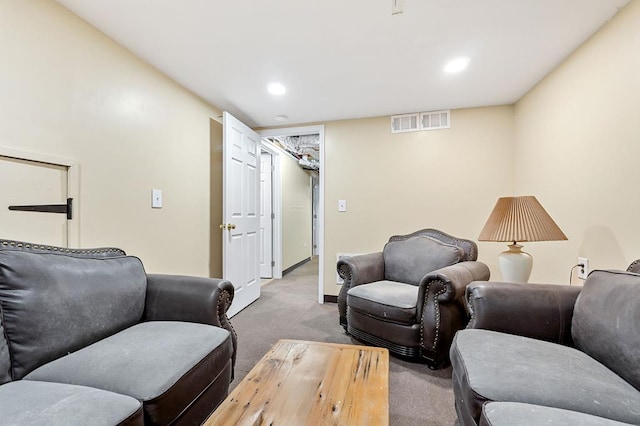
[387,229,478,261]
[216,289,237,379]
[419,279,447,353]
[626,259,640,273]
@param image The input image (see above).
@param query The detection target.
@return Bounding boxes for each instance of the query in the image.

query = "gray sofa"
[450,269,640,425]
[0,240,237,426]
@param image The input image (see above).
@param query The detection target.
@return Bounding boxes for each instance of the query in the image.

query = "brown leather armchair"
[337,229,490,368]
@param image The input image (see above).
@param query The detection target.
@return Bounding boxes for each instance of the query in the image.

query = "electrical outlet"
[577,257,589,280]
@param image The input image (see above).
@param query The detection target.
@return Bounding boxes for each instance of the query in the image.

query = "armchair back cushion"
[572,269,640,390]
[383,236,463,285]
[0,250,147,380]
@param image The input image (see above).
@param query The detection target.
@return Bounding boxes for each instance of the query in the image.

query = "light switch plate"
[338,199,347,212]
[152,189,163,208]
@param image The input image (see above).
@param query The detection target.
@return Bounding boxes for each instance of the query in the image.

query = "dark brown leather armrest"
[466,282,582,346]
[144,274,237,375]
[418,261,491,307]
[144,274,234,324]
[337,252,384,327]
[337,252,385,287]
[417,261,490,367]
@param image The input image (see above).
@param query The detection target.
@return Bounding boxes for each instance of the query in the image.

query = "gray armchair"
[337,229,490,368]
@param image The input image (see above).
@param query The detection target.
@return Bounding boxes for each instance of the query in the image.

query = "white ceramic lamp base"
[498,243,533,283]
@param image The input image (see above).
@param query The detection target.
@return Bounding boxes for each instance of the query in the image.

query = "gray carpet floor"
[229,257,458,426]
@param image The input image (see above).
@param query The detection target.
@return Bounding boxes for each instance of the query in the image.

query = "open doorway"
[259,136,315,278]
[258,125,325,303]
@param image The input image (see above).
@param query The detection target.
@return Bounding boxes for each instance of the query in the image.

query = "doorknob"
[219,223,236,230]
[219,224,227,230]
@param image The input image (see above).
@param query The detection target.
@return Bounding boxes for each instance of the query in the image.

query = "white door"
[223,112,261,317]
[259,151,273,278]
[0,156,69,246]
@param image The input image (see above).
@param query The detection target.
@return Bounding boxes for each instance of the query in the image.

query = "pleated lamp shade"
[479,196,567,283]
[479,196,567,243]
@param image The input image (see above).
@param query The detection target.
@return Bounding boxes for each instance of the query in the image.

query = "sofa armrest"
[144,274,237,373]
[337,252,384,327]
[144,274,234,325]
[417,261,490,367]
[466,282,582,345]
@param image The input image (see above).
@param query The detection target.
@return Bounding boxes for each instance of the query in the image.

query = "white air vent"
[391,113,419,133]
[336,253,361,285]
[420,110,450,130]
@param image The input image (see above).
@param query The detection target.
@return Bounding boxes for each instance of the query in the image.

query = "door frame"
[258,125,325,303]
[0,145,80,246]
[260,142,283,279]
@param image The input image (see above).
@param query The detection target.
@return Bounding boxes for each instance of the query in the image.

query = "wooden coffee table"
[204,339,389,425]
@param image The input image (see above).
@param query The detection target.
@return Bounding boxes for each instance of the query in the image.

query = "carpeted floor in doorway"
[229,257,458,426]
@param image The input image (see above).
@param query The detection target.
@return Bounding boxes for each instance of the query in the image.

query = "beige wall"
[281,153,313,270]
[323,107,515,296]
[0,0,220,275]
[513,0,640,284]
[9,0,635,292]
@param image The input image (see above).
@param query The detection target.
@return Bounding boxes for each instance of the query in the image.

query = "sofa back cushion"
[572,269,640,390]
[0,308,10,385]
[383,236,463,285]
[0,249,147,379]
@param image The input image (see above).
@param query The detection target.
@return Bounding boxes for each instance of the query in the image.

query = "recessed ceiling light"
[267,82,286,95]
[274,115,288,122]
[444,57,470,74]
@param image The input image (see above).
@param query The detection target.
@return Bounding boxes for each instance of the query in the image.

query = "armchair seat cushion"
[0,380,143,425]
[451,329,640,425]
[24,321,233,425]
[347,280,418,324]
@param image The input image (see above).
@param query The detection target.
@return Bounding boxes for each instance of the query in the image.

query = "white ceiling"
[55,0,630,128]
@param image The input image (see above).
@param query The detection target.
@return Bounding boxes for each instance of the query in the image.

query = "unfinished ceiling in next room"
[55,0,631,128]
[266,135,320,172]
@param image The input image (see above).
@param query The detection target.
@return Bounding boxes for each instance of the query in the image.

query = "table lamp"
[478,196,567,283]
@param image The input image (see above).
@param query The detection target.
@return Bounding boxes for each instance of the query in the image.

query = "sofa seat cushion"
[347,280,418,324]
[481,402,635,426]
[0,380,143,426]
[450,329,640,425]
[24,321,233,426]
[383,236,463,285]
[0,249,147,379]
